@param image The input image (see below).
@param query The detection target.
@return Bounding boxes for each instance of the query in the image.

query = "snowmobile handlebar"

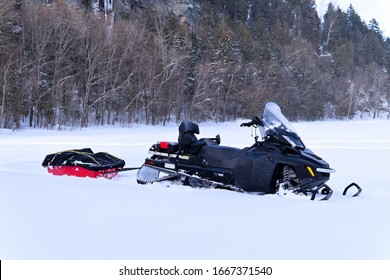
[240,117,264,128]
[214,134,221,145]
[200,134,221,145]
[208,134,221,145]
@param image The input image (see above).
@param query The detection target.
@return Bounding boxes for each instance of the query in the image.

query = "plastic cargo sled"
[42,148,127,179]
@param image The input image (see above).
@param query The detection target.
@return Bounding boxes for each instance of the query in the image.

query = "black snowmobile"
[137,102,361,200]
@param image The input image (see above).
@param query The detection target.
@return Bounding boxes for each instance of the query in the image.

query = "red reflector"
[146,161,154,165]
[159,141,169,149]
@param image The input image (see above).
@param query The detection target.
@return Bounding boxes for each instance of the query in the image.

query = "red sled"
[42,148,125,179]
[47,165,119,179]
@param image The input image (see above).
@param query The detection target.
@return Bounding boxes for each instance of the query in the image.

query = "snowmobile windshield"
[262,102,305,149]
[262,102,297,133]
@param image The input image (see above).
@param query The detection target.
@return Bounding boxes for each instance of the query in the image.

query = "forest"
[1,0,390,129]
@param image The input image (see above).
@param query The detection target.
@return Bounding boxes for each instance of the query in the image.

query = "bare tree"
[96,20,141,125]
[77,14,107,127]
[0,0,15,127]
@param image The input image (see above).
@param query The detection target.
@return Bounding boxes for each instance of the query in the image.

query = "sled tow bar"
[102,167,141,174]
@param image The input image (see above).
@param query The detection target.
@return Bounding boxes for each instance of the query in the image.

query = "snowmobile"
[137,102,361,200]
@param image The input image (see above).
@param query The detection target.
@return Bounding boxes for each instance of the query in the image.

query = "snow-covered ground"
[1,120,389,260]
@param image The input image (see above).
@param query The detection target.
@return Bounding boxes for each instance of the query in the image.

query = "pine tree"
[80,0,92,10]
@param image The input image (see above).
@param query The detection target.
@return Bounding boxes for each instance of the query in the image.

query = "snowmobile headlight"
[316,168,336,174]
[306,166,315,177]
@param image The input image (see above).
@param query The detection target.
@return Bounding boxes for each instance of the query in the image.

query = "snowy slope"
[0,120,389,260]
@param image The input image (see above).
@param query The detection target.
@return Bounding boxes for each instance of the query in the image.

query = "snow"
[1,120,389,260]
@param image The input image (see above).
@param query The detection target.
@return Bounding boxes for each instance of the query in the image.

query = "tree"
[0,0,15,127]
[78,14,107,127]
[0,0,25,128]
[80,0,93,10]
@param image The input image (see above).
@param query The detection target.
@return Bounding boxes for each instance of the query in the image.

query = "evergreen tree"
[366,19,385,66]
[300,0,321,48]
[346,5,366,66]
[80,0,93,10]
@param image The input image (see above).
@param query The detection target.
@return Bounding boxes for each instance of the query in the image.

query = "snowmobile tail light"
[159,141,169,150]
[306,166,315,177]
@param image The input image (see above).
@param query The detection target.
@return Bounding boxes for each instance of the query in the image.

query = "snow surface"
[1,120,389,260]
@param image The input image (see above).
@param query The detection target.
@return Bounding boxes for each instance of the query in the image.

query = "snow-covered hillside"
[0,120,389,259]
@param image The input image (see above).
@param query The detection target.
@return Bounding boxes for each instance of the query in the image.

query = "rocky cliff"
[110,0,200,26]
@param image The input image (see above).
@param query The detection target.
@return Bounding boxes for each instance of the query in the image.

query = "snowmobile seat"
[178,120,201,154]
[179,120,200,136]
[199,141,242,169]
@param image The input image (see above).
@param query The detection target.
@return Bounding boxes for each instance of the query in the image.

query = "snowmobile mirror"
[240,121,252,127]
[240,116,264,128]
[253,116,263,126]
[215,134,221,145]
